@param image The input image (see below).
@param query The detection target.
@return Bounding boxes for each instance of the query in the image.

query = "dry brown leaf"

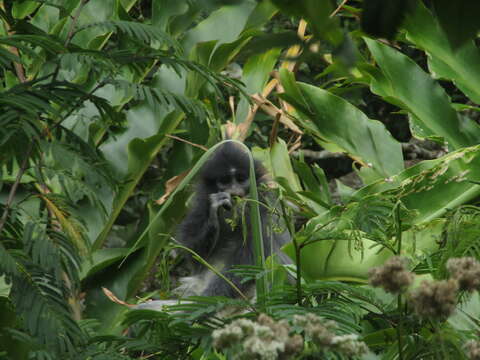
[156,170,189,205]
[102,287,134,307]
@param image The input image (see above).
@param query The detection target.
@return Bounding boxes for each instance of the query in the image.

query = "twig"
[280,201,302,305]
[237,19,307,141]
[330,0,348,18]
[166,135,208,151]
[52,0,89,80]
[65,0,89,47]
[269,112,281,147]
[395,204,404,360]
[0,3,27,83]
[0,143,33,235]
[0,80,107,236]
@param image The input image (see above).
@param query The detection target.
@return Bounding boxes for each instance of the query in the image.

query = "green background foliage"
[1,0,480,359]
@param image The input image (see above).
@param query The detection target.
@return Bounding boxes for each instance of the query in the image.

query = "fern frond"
[76,20,180,51]
[11,270,85,352]
[0,34,65,56]
[112,80,208,119]
[1,215,85,354]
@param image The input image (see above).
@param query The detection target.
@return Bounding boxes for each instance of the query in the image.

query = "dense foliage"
[1,0,480,359]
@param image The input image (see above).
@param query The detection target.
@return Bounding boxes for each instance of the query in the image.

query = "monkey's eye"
[235,173,248,183]
[217,175,231,186]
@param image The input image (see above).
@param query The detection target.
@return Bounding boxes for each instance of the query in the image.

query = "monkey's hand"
[209,192,232,211]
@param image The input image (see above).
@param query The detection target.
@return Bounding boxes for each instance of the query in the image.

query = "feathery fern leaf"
[76,20,180,51]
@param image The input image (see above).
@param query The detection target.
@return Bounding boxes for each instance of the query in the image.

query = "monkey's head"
[199,142,266,197]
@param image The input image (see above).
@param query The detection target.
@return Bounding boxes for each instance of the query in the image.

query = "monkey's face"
[215,167,250,197]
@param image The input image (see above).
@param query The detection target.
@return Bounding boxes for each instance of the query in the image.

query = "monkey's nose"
[227,186,246,197]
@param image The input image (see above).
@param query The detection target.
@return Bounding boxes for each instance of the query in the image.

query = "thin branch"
[52,0,89,81]
[52,81,108,133]
[0,81,107,235]
[65,0,90,47]
[269,112,281,147]
[280,201,303,305]
[0,143,33,234]
[330,0,348,18]
[166,134,208,151]
[0,3,27,83]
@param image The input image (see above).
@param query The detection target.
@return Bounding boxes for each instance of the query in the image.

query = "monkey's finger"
[220,199,232,211]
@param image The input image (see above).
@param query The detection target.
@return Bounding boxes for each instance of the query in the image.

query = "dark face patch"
[200,142,266,195]
[215,167,250,197]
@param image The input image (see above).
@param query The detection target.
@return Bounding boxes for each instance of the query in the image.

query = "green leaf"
[0,298,30,359]
[283,234,394,282]
[80,248,130,280]
[253,139,302,192]
[364,38,480,149]
[151,0,189,32]
[404,2,480,106]
[354,145,480,225]
[272,0,342,46]
[235,47,282,123]
[77,20,180,50]
[361,0,416,39]
[182,1,256,55]
[279,69,404,182]
[96,110,184,248]
[12,0,38,19]
[432,0,480,49]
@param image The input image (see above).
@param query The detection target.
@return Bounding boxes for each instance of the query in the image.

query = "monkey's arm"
[201,212,292,298]
[178,192,232,258]
[201,244,254,298]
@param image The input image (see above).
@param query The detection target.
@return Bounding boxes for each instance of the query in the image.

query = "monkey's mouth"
[222,194,245,212]
[226,188,247,197]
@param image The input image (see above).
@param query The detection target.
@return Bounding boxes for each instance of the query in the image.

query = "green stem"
[280,201,302,305]
[395,202,402,255]
[396,294,404,360]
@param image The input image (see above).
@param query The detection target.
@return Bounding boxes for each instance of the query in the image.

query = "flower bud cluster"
[447,257,480,292]
[368,256,480,320]
[368,256,414,294]
[212,313,368,359]
[465,339,480,360]
[409,279,458,319]
[212,314,302,360]
[292,313,368,357]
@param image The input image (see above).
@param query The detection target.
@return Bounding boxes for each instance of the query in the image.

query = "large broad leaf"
[283,235,394,282]
[271,0,342,46]
[404,2,480,106]
[182,0,257,54]
[361,0,416,39]
[284,145,480,281]
[354,145,480,225]
[431,0,480,50]
[235,47,282,123]
[253,140,328,216]
[364,38,479,149]
[279,69,403,183]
